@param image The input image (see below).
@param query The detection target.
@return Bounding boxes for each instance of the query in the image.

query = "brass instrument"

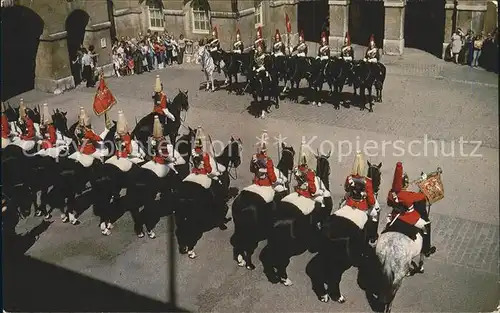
[409,167,444,205]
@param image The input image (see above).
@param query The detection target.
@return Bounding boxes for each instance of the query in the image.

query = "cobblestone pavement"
[7,50,499,312]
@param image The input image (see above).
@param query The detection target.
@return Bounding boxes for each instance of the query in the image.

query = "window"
[254,1,263,28]
[192,8,210,34]
[148,3,164,31]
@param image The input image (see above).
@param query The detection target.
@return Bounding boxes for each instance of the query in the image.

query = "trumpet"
[408,167,443,185]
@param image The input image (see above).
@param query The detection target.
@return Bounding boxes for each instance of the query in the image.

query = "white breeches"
[256,66,265,72]
[162,108,176,122]
[368,199,380,218]
[273,51,284,57]
[319,55,329,60]
[233,50,242,54]
[297,52,306,57]
[368,58,378,63]
[342,56,353,61]
[210,48,218,53]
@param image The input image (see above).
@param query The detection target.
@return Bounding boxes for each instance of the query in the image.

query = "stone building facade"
[0,0,493,99]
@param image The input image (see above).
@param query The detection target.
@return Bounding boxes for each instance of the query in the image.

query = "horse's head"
[176,127,196,160]
[367,161,382,196]
[4,103,18,122]
[171,89,189,114]
[277,142,295,176]
[216,136,243,170]
[314,150,331,190]
[26,105,40,124]
[52,109,69,136]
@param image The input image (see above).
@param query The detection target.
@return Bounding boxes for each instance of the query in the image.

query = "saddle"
[141,160,169,178]
[333,205,368,230]
[242,184,275,203]
[282,192,315,215]
[183,173,212,189]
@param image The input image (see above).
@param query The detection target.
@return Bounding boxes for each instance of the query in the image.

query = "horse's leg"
[244,240,258,270]
[325,262,347,303]
[359,87,366,111]
[210,73,215,92]
[368,85,374,113]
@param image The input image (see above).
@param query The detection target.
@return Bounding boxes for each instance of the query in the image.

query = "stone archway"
[297,0,329,43]
[348,0,385,47]
[1,5,44,101]
[404,0,445,58]
[65,9,90,86]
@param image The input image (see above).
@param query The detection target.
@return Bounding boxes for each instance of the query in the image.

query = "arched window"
[254,0,264,28]
[191,0,210,34]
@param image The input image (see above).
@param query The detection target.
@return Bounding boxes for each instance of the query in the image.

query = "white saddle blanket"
[141,161,169,178]
[313,177,331,198]
[282,192,315,215]
[242,184,275,203]
[2,138,11,149]
[68,151,98,168]
[105,156,133,172]
[35,146,68,159]
[183,173,212,189]
[10,137,35,151]
[334,205,368,230]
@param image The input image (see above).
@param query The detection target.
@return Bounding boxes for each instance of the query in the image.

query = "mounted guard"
[39,103,57,150]
[253,41,269,77]
[254,26,267,52]
[69,107,105,167]
[340,32,354,62]
[293,30,308,57]
[152,75,176,122]
[273,29,286,57]
[1,102,11,148]
[386,162,438,258]
[105,110,141,172]
[343,152,379,245]
[191,126,220,178]
[293,142,324,206]
[233,29,244,54]
[12,99,36,151]
[141,115,178,177]
[364,34,380,63]
[209,26,222,73]
[317,31,330,61]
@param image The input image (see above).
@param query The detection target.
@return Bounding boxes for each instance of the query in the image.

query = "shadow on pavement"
[3,227,189,312]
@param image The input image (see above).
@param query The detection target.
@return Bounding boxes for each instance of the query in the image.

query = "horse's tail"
[232,199,259,243]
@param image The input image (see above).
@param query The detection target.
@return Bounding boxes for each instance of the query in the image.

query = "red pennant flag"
[285,13,291,33]
[93,75,116,116]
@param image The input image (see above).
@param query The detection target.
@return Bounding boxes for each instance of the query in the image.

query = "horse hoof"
[425,246,437,257]
[219,224,228,230]
[336,295,346,303]
[35,210,42,217]
[236,255,246,267]
[100,222,106,231]
[369,109,374,113]
[320,295,330,303]
[246,264,256,270]
[147,231,156,239]
[188,250,197,259]
[71,220,80,226]
[280,278,293,286]
[179,246,188,254]
[137,232,145,238]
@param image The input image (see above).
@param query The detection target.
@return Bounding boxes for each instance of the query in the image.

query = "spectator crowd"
[447,27,498,73]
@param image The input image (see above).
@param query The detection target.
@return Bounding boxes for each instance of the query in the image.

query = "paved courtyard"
[4,49,499,312]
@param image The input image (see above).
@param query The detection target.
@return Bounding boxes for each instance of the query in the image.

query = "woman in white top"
[451,29,463,64]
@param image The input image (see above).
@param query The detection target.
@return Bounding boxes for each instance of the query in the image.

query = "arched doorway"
[404,0,445,58]
[65,9,90,86]
[348,0,385,47]
[1,5,44,101]
[297,0,329,43]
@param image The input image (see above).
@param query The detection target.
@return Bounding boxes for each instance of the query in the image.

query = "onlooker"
[177,34,187,64]
[81,48,95,87]
[472,32,484,67]
[451,30,462,64]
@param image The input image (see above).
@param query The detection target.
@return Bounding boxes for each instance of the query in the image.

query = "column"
[383,0,405,55]
[443,0,455,59]
[328,0,349,52]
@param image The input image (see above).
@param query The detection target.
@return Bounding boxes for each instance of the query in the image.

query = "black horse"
[262,152,333,286]
[271,55,291,94]
[324,58,353,109]
[221,51,250,95]
[287,56,316,103]
[174,137,242,258]
[132,89,189,147]
[352,61,386,112]
[230,143,295,270]
[309,161,382,304]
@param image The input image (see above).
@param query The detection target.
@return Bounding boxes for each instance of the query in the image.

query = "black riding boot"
[422,223,437,257]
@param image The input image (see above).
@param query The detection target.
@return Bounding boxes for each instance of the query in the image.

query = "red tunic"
[387,190,426,226]
[20,117,35,141]
[153,92,168,115]
[1,114,10,139]
[153,143,169,164]
[40,124,57,150]
[115,133,132,158]
[295,169,316,198]
[252,153,277,186]
[192,152,212,175]
[344,174,376,211]
[78,129,102,155]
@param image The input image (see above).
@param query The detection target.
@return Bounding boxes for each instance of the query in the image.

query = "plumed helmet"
[154,75,162,93]
[369,34,375,45]
[391,162,404,193]
[345,31,351,45]
[41,103,53,125]
[298,140,312,169]
[351,151,365,176]
[236,28,241,38]
[321,31,327,43]
[152,115,163,139]
[257,26,262,39]
[19,98,26,120]
[258,129,268,153]
[275,29,281,40]
[194,125,206,149]
[213,26,218,38]
[299,30,304,41]
[116,110,128,134]
[78,107,91,126]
